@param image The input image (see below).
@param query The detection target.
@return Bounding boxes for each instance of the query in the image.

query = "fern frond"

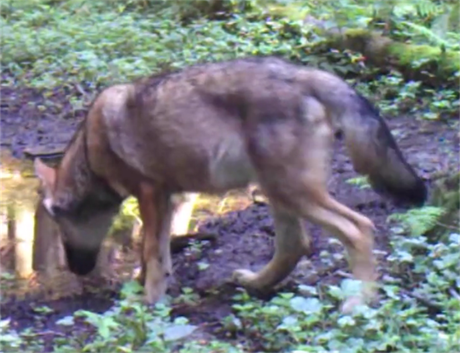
[388,206,446,236]
[399,20,455,48]
[416,1,441,18]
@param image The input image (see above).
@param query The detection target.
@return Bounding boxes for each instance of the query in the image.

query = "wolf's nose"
[63,243,99,275]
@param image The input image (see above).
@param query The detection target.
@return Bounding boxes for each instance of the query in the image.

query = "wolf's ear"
[34,158,56,192]
[34,158,59,217]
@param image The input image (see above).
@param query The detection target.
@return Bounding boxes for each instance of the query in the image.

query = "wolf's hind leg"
[241,97,377,312]
[232,204,311,292]
[252,164,377,312]
[294,191,377,313]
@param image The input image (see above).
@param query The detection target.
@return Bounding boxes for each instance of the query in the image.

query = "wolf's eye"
[50,205,66,217]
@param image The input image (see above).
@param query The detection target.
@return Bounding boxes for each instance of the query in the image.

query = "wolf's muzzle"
[63,242,99,275]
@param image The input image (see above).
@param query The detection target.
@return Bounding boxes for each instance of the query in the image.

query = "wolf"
[33,56,427,312]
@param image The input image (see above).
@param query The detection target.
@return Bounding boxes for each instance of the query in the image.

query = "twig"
[435,221,459,231]
[74,83,88,97]
[400,289,443,312]
[336,270,353,278]
[449,288,460,301]
[28,331,67,337]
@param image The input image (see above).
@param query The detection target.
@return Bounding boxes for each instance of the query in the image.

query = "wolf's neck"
[54,126,124,212]
[53,128,95,209]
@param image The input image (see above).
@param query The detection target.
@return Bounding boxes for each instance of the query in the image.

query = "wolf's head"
[34,158,122,275]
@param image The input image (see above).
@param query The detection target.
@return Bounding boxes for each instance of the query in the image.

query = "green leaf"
[337,315,356,327]
[290,297,323,314]
[341,279,363,297]
[56,316,75,326]
[163,324,197,341]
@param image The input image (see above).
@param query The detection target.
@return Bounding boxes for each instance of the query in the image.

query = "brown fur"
[34,56,427,313]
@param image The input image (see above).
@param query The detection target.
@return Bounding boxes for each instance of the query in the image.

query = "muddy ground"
[1,85,459,351]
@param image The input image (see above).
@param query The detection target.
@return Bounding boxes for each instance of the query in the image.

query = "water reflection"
[1,149,39,279]
[0,149,124,300]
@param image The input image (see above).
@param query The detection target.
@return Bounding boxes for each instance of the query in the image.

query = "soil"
[1,84,459,351]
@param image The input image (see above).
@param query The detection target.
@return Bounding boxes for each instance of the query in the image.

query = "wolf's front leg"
[138,185,174,305]
[232,204,311,292]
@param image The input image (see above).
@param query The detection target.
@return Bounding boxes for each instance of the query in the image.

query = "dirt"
[0,86,87,159]
[1,84,459,351]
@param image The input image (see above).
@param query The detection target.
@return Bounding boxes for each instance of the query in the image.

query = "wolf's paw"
[144,278,167,306]
[231,269,260,289]
[300,237,313,257]
[340,283,378,314]
[143,259,168,305]
[340,295,365,314]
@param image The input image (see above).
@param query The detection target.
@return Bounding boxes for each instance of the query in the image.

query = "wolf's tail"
[301,69,427,206]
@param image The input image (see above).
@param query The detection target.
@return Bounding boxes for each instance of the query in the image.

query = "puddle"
[0,148,256,302]
[0,148,65,301]
[1,149,39,278]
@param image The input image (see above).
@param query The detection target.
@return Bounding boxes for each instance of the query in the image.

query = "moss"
[340,29,459,74]
[267,2,459,83]
[321,27,459,84]
[387,43,460,75]
[342,28,373,39]
[266,3,309,21]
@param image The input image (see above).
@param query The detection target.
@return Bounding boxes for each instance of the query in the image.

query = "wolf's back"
[105,56,427,206]
[298,68,427,206]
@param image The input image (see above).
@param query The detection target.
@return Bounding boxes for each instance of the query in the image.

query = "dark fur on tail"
[342,94,427,207]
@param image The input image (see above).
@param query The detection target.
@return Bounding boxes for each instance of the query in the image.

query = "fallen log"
[266,6,459,88]
[324,28,459,88]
